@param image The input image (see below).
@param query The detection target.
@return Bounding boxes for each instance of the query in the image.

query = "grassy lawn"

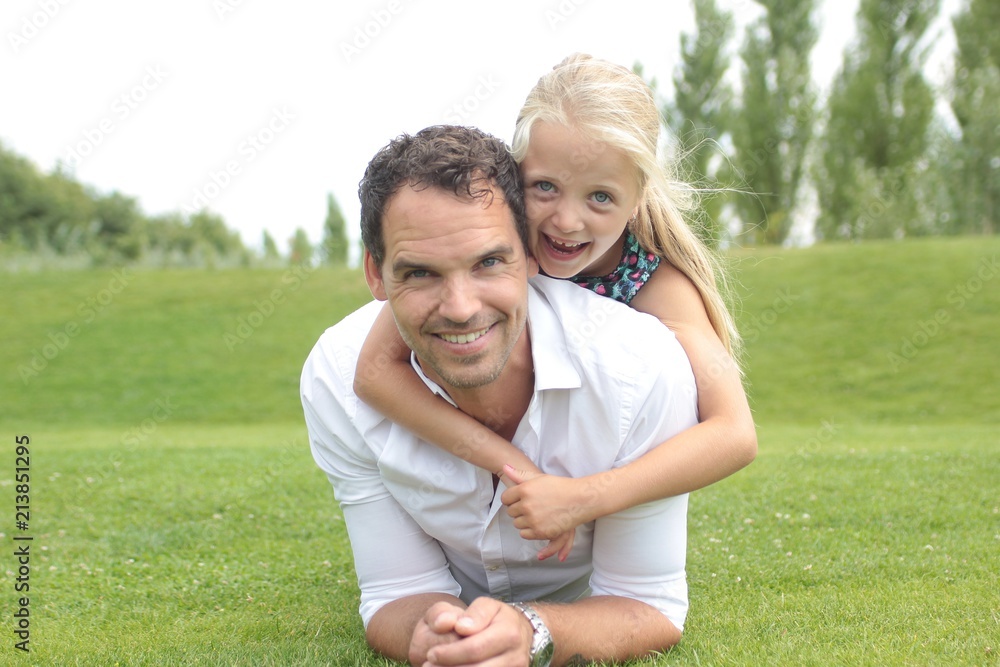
[7,423,996,666]
[2,236,998,665]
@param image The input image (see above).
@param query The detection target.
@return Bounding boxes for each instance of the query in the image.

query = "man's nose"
[437,277,482,324]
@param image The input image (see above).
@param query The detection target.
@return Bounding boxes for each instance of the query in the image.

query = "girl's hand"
[501,465,595,561]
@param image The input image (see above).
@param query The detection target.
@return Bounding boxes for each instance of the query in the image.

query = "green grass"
[2,237,998,665]
[728,236,1000,425]
[1,264,372,427]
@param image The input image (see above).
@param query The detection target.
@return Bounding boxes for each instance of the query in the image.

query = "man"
[301,125,698,666]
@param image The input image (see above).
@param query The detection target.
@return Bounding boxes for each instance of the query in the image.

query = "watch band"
[510,602,555,667]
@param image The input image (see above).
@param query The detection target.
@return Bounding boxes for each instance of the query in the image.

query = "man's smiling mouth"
[439,327,490,344]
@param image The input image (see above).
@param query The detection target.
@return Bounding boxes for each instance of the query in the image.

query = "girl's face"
[519,121,641,279]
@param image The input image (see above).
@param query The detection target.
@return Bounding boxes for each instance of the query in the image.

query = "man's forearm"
[533,595,681,665]
[366,593,466,662]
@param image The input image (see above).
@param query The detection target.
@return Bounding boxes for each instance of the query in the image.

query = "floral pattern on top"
[570,231,661,304]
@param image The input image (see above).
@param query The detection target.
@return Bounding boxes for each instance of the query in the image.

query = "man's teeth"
[440,328,489,344]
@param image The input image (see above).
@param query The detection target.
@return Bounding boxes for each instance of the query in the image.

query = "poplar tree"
[665,0,736,246]
[321,192,350,265]
[949,0,999,234]
[731,0,818,245]
[262,230,281,263]
[815,0,941,240]
[289,228,313,266]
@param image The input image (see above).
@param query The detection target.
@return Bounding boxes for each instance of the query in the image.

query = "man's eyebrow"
[479,243,516,259]
[391,244,517,276]
[390,257,430,276]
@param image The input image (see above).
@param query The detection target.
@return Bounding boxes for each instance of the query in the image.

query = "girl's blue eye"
[593,192,611,204]
[537,181,554,192]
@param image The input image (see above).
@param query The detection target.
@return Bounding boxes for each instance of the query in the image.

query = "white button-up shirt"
[301,276,698,630]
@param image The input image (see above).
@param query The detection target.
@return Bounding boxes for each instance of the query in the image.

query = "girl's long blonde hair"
[511,53,742,363]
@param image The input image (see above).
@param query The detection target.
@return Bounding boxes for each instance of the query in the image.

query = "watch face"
[536,640,555,666]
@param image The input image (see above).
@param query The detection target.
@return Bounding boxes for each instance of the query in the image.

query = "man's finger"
[453,596,502,636]
[425,602,461,634]
[426,599,531,665]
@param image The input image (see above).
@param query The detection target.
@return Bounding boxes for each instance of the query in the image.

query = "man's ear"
[363,249,388,301]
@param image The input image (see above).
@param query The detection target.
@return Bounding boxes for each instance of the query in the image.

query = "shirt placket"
[479,463,509,600]
[480,394,542,603]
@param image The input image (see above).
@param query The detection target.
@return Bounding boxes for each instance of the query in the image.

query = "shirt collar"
[525,277,582,391]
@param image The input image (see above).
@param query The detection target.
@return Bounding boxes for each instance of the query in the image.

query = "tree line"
[663,0,997,245]
[0,141,352,269]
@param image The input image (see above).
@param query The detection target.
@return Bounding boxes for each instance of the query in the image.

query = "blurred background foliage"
[660,0,996,246]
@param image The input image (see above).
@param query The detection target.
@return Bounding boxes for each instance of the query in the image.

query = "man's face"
[365,184,537,391]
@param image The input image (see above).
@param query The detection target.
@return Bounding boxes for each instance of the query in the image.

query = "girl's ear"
[629,205,640,227]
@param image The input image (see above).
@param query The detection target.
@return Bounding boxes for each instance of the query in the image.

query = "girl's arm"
[503,263,757,533]
[354,302,541,476]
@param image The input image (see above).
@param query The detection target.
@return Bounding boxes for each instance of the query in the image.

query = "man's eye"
[406,270,429,279]
[593,192,611,204]
[481,257,500,268]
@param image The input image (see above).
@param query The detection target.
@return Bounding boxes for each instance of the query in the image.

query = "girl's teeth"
[441,328,488,344]
[550,237,584,249]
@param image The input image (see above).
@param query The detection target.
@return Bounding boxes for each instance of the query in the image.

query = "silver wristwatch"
[510,602,555,667]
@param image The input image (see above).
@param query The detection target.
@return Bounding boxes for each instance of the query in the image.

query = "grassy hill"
[2,263,371,427]
[3,235,997,429]
[730,236,1000,426]
[1,237,997,665]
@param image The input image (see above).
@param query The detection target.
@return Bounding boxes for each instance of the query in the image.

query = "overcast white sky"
[1,0,959,256]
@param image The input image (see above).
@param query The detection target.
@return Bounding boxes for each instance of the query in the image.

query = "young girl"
[355,54,757,561]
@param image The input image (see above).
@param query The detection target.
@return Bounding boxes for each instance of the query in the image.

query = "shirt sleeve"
[589,332,698,631]
[343,496,462,628]
[300,327,462,628]
[589,496,690,631]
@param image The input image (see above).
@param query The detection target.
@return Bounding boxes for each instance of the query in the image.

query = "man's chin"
[435,366,504,390]
[424,354,506,390]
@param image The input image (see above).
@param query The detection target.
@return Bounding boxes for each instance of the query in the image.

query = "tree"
[731,0,819,245]
[321,192,349,265]
[815,0,941,240]
[289,227,313,266]
[948,0,999,234]
[94,191,144,260]
[261,229,281,263]
[0,143,46,249]
[0,141,250,265]
[665,0,736,246]
[189,209,244,264]
[38,170,95,255]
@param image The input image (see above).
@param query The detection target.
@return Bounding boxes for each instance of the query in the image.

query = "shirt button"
[487,565,499,571]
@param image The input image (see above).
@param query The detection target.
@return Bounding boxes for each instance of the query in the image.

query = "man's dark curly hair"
[359,125,528,268]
